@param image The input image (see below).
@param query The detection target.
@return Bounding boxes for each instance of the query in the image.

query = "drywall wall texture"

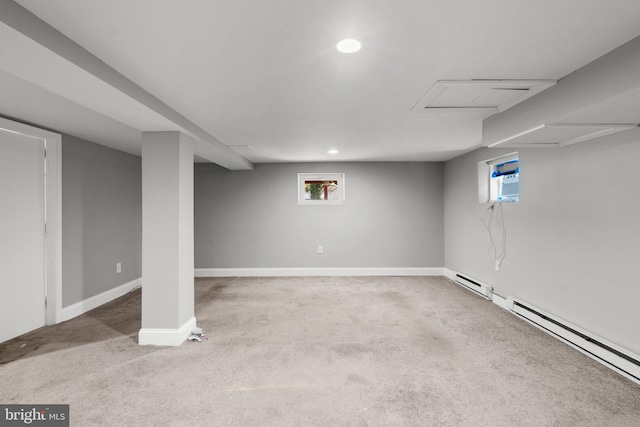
[62,135,142,307]
[140,132,194,330]
[195,162,444,269]
[444,129,640,355]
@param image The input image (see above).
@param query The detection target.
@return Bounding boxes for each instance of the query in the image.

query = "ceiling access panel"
[411,80,556,116]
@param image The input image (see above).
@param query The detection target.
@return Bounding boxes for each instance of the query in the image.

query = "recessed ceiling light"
[327,149,339,155]
[336,38,361,54]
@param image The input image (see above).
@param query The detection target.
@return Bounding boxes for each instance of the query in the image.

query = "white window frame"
[298,173,345,205]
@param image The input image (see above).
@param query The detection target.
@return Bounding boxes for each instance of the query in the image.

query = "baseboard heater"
[507,298,640,385]
[454,273,493,300]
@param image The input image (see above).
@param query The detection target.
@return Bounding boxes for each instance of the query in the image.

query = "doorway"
[0,117,61,343]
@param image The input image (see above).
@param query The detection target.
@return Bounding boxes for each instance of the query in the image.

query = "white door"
[0,128,46,343]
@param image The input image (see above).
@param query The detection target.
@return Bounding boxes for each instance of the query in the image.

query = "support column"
[138,132,195,346]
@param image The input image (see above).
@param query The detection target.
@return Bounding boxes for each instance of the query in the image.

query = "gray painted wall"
[195,162,444,269]
[62,135,142,307]
[444,129,640,355]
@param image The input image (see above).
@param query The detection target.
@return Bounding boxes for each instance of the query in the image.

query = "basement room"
[1,1,639,425]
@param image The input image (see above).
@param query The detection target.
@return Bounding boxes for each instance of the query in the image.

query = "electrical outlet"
[317,245,323,254]
[116,262,122,273]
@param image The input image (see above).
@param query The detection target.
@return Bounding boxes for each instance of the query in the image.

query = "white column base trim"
[195,267,444,277]
[138,316,197,346]
[60,278,141,322]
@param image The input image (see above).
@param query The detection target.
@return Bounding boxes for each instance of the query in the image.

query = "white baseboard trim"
[444,268,510,309]
[443,268,456,281]
[60,277,142,322]
[195,267,445,278]
[138,316,197,346]
[491,293,510,310]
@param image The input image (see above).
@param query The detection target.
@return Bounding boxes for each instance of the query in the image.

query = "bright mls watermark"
[1,405,68,426]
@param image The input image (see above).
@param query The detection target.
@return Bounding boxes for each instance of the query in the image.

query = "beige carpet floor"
[1,276,639,426]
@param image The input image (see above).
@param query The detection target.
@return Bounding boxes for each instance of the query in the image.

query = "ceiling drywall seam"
[0,0,252,170]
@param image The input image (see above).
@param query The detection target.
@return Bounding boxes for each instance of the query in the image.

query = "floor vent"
[508,298,640,385]
[454,274,493,300]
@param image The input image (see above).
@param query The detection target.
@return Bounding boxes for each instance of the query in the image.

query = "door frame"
[0,116,62,325]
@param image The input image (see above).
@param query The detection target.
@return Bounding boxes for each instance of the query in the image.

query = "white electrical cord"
[481,202,507,269]
[496,202,507,267]
[481,203,497,263]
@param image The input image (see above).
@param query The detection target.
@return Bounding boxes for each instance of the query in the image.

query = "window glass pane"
[304,180,339,200]
[298,173,345,205]
[490,157,519,202]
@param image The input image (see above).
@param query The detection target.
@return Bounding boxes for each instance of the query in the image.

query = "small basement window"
[478,153,519,203]
[298,173,345,205]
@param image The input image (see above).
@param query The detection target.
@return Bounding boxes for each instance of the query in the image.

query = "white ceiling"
[2,0,640,168]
